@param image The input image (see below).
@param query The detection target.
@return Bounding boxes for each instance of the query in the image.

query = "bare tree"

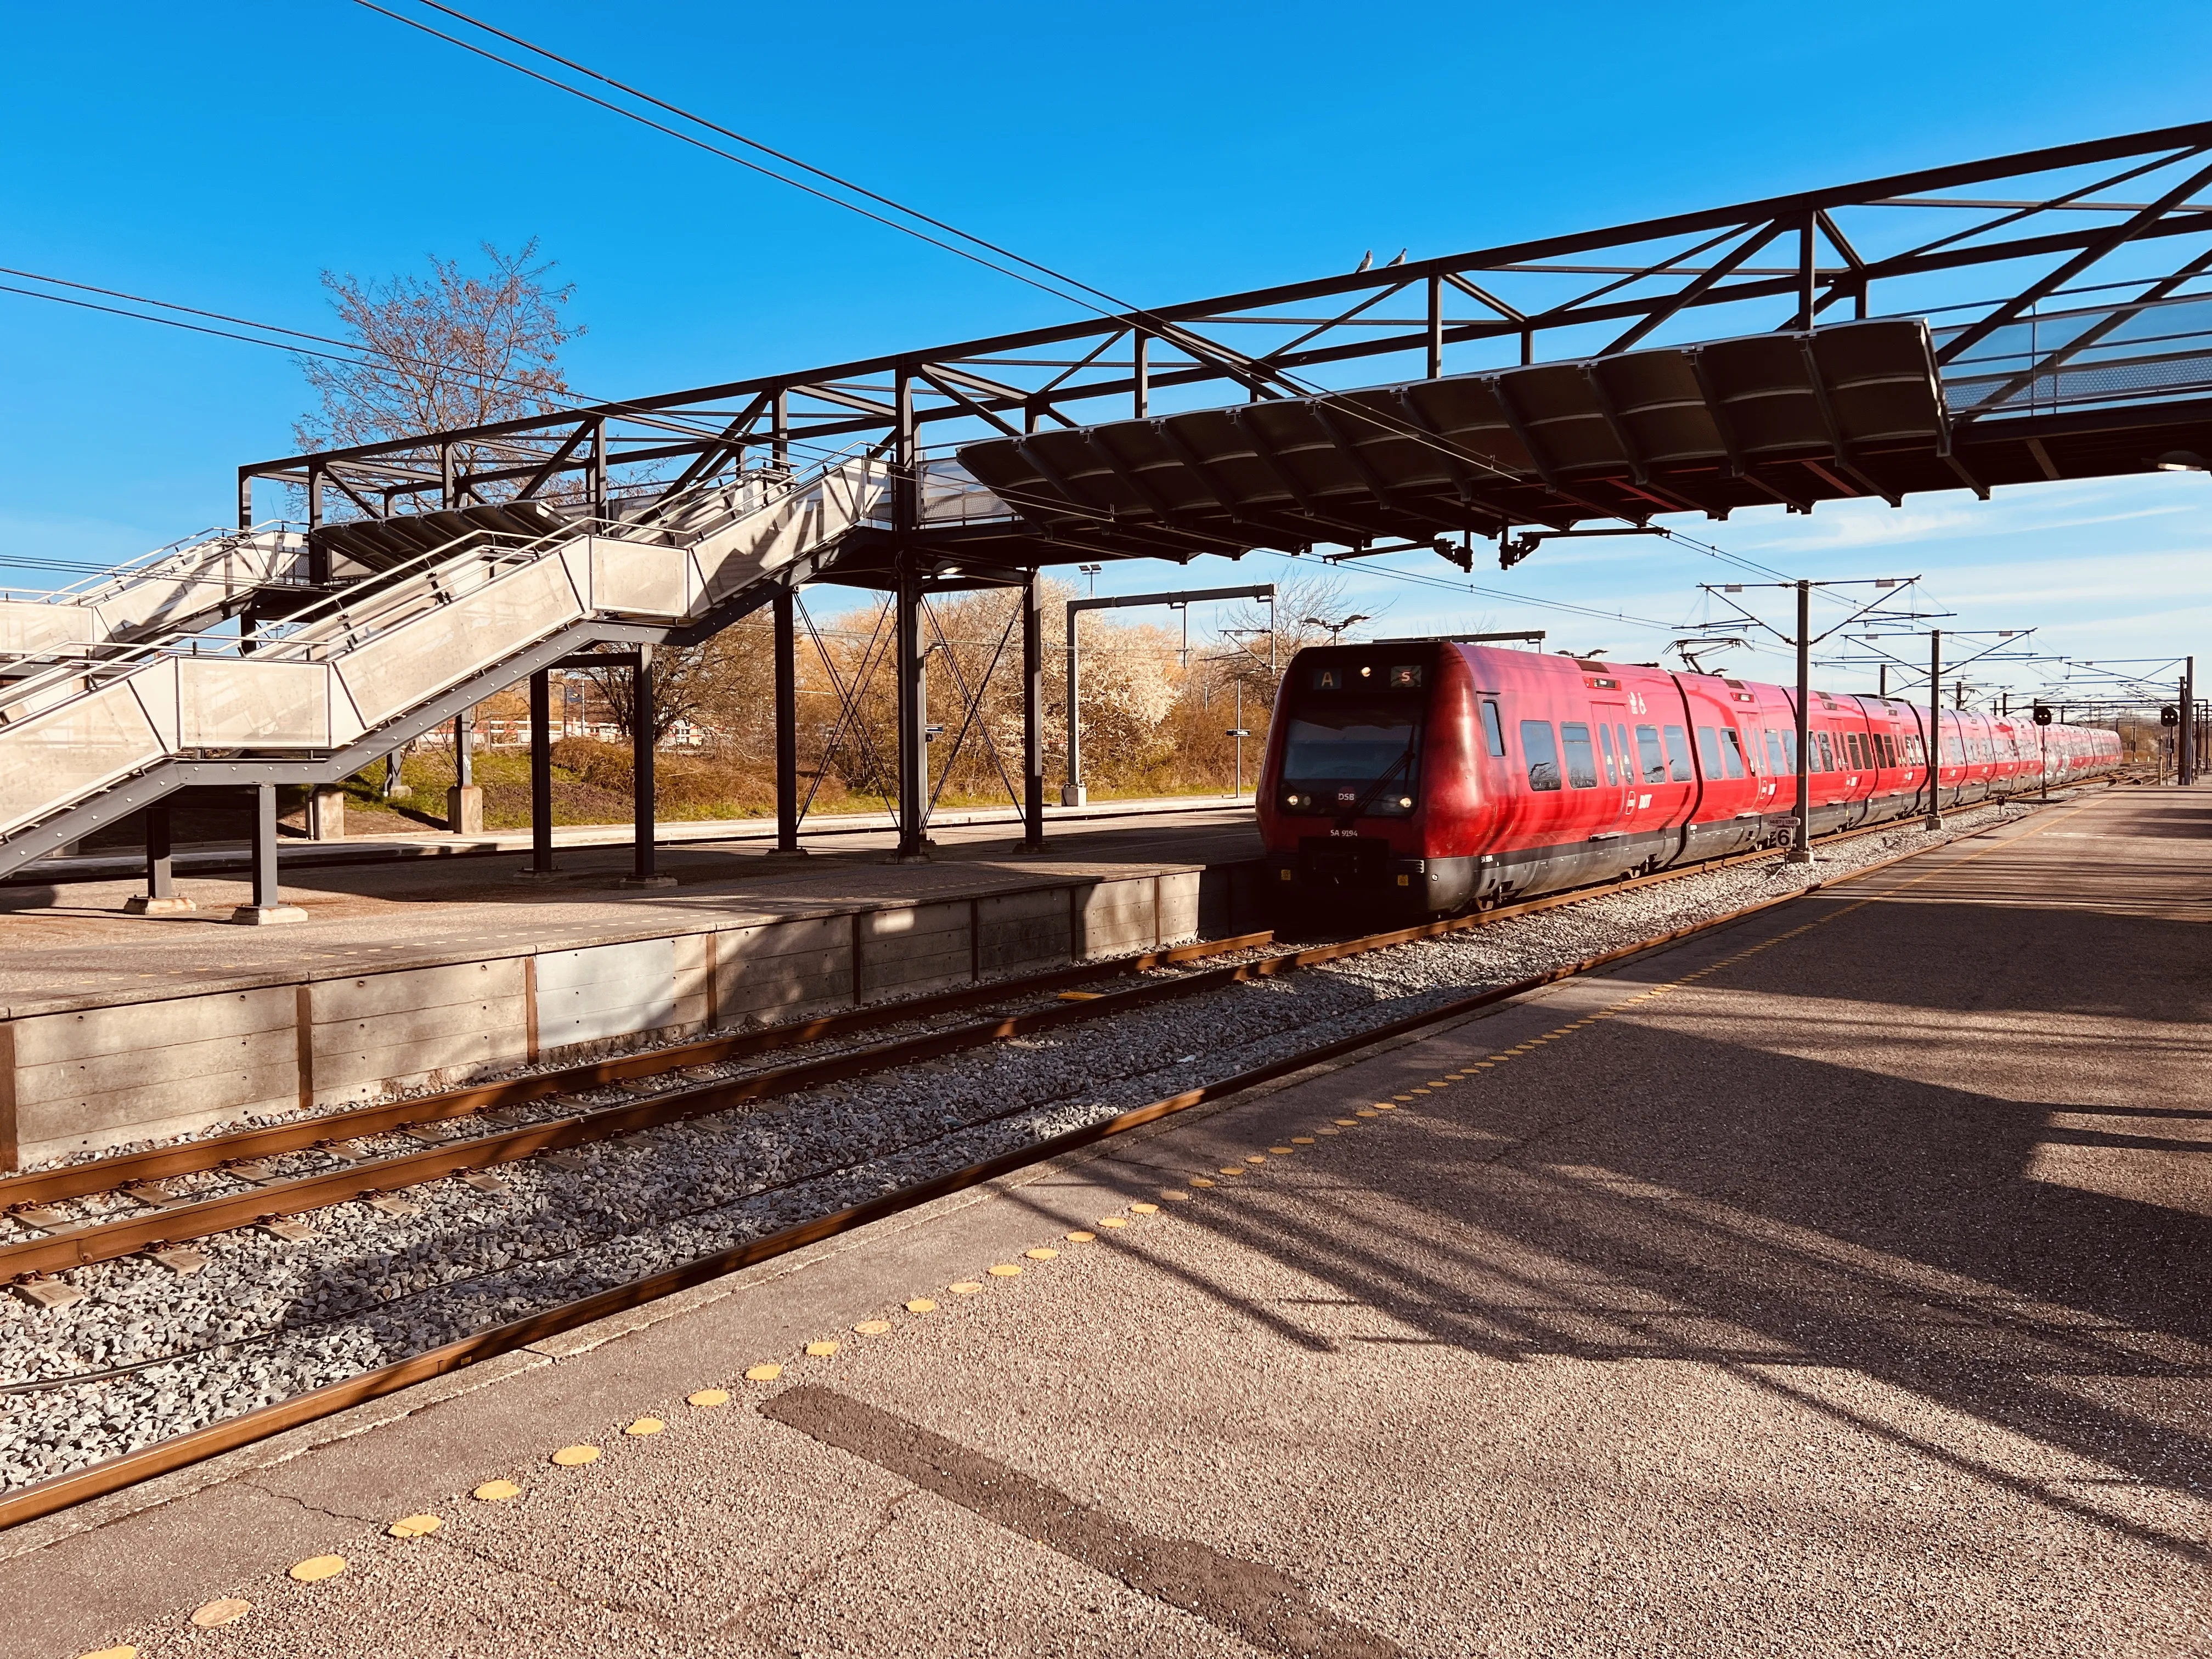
[585,620,774,749]
[1218,568,1375,689]
[293,239,582,503]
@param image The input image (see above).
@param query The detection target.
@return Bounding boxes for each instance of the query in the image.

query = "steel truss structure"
[245,120,2212,585]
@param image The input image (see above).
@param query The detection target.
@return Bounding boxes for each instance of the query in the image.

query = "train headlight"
[1398,796,1413,808]
[1285,793,1302,807]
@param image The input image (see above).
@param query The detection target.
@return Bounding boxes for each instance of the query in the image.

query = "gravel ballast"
[0,799,2058,1490]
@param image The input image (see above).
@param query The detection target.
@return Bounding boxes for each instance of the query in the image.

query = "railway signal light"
[2162,705,2180,726]
[2033,705,2055,726]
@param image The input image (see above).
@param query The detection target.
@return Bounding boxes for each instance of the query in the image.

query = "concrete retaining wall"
[0,861,1261,1167]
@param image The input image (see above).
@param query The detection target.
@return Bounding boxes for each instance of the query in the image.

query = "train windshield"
[1280,701,1422,787]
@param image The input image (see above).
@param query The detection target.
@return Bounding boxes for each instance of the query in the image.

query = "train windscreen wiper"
[1336,733,1420,826]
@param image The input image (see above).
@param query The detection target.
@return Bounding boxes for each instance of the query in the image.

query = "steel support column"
[625,645,674,886]
[521,669,556,878]
[1018,568,1047,851]
[124,802,194,916]
[774,589,803,854]
[230,785,305,924]
[891,368,929,861]
[893,557,929,860]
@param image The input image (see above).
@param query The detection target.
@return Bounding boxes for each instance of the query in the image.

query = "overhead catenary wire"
[346,0,1661,519]
[16,7,1794,599]
[8,15,1785,589]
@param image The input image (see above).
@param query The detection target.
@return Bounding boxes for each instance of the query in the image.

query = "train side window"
[1481,701,1506,757]
[1880,734,1897,767]
[1695,725,1724,777]
[1662,725,1694,781]
[1846,733,1863,769]
[1597,723,1618,785]
[1520,720,1562,791]
[1560,723,1599,788]
[1634,724,1667,784]
[1719,727,1748,778]
[1817,731,1836,771]
[1615,724,1633,776]
[1764,730,1788,777]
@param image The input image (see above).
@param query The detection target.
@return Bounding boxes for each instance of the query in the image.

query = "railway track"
[0,793,2053,1285]
[0,782,2135,1530]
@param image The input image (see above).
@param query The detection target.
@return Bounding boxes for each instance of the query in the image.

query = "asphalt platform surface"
[0,798,1259,1017]
[7,783,2208,1658]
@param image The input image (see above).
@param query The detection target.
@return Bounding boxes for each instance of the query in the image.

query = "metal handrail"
[0,447,889,729]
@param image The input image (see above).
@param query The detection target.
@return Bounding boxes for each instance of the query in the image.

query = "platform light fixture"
[2154,451,2210,471]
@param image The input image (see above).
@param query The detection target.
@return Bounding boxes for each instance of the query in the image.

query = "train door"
[1590,701,1635,837]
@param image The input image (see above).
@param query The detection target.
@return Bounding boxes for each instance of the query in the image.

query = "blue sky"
[4,1,2210,706]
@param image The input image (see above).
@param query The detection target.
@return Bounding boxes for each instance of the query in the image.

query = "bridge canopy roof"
[953,318,2212,565]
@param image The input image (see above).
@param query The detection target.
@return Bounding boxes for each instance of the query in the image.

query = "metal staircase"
[0,451,899,877]
[0,525,311,664]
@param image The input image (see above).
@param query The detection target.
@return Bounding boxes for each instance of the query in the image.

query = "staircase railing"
[0,449,893,845]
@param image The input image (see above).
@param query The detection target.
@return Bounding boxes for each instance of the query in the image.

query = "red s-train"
[1257,640,2121,915]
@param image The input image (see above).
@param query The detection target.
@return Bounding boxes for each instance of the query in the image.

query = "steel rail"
[0,789,2118,1534]
[0,779,2125,1247]
[0,932,1276,1211]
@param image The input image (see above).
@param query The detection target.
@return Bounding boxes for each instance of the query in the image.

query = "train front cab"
[1258,641,1490,918]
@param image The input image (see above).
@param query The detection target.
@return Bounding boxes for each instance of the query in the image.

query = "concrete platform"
[0,803,1263,1166]
[7,784,2210,1658]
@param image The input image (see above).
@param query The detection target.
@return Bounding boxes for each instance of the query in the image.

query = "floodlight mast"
[1063,583,1272,805]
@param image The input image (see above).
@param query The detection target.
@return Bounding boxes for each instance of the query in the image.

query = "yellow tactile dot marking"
[78,1648,137,1659]
[1268,1146,1295,1155]
[1130,1202,1160,1214]
[1428,1079,1452,1086]
[855,1318,895,1332]
[1393,1093,1417,1101]
[806,1339,842,1355]
[689,1389,731,1407]
[191,1598,252,1628]
[744,1364,783,1383]
[1065,1230,1097,1242]
[627,1417,666,1435]
[1098,1217,1129,1229]
[1407,1088,1431,1094]
[1024,1248,1059,1261]
[1162,1190,1192,1200]
[987,1264,1023,1277]
[906,1297,939,1312]
[388,1514,441,1538]
[1355,1109,1378,1119]
[1218,1165,1246,1175]
[288,1554,347,1583]
[1373,1103,1396,1111]
[550,1445,601,1467]
[1335,1117,1359,1125]
[1189,1176,1217,1187]
[948,1281,984,1294]
[473,1479,521,1502]
[1245,1153,1267,1163]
